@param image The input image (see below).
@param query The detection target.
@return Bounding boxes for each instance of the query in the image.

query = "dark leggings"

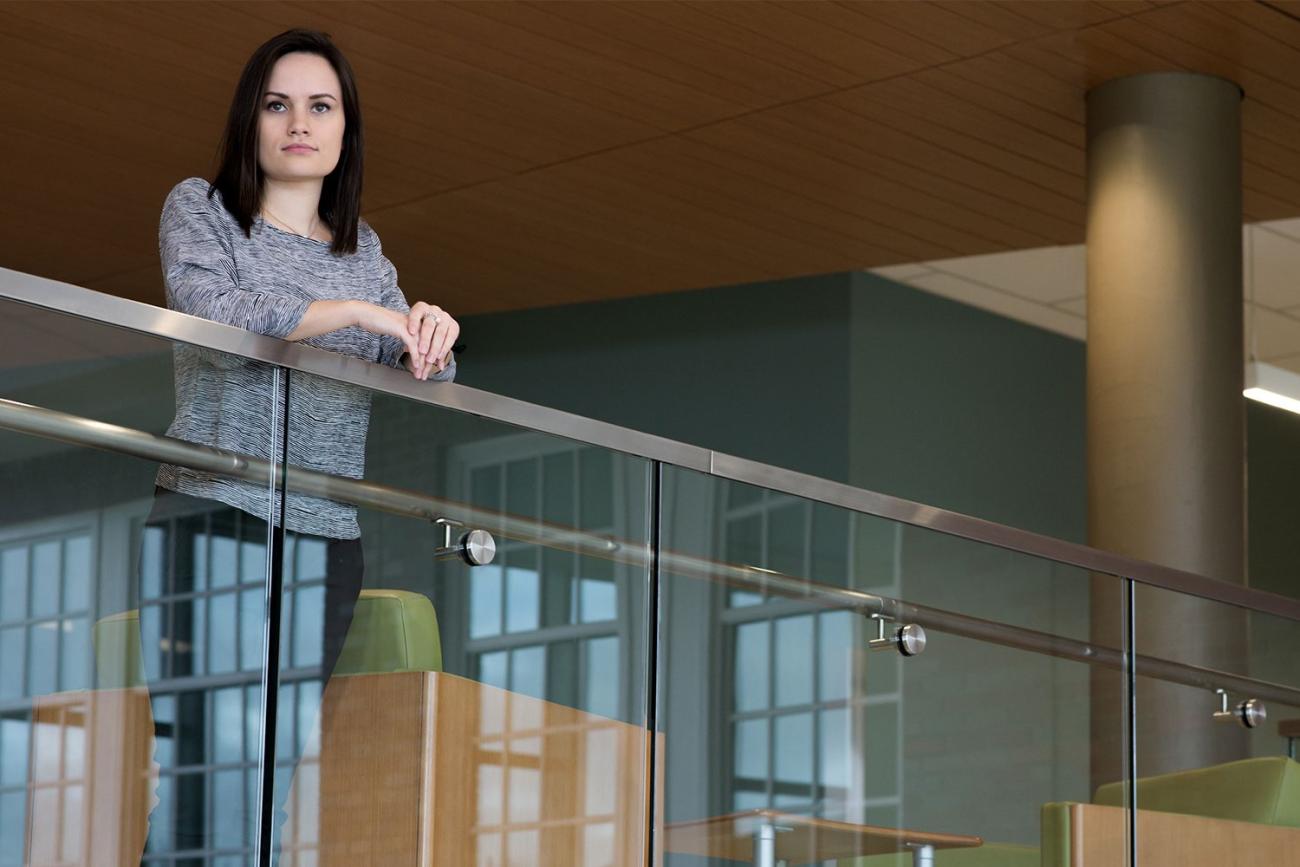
[139,486,363,860]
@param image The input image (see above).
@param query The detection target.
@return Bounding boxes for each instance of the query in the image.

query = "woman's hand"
[351,301,428,374]
[404,301,459,381]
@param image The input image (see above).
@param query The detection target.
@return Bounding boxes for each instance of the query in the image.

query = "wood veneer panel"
[25,689,154,867]
[308,671,655,867]
[6,1,1300,314]
[1068,802,1300,866]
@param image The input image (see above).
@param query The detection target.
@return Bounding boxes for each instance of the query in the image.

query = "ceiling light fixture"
[1245,362,1300,415]
[1238,227,1300,415]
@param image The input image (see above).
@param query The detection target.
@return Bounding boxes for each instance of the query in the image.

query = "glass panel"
[725,513,764,608]
[278,378,652,865]
[27,622,58,697]
[0,548,28,622]
[772,712,813,807]
[773,615,814,707]
[0,300,280,863]
[59,617,88,691]
[0,630,23,700]
[30,542,60,620]
[504,556,541,634]
[582,636,620,719]
[292,585,324,669]
[1133,584,1300,865]
[470,564,504,639]
[510,646,547,701]
[579,555,618,624]
[656,468,1130,867]
[818,610,854,702]
[734,621,770,713]
[733,717,768,798]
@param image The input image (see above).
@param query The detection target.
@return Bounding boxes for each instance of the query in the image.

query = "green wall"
[455,274,854,483]
[847,272,1086,541]
[457,272,1088,540]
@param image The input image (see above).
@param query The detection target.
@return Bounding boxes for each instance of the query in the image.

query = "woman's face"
[257,52,345,183]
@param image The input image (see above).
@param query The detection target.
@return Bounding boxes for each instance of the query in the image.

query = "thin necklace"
[261,203,321,241]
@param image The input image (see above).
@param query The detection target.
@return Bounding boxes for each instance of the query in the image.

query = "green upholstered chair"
[91,588,444,688]
[847,759,1300,867]
[1091,756,1300,827]
[1040,756,1300,867]
[333,588,443,676]
[92,609,146,689]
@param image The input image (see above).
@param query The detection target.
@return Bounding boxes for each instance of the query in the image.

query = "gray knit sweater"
[155,177,455,539]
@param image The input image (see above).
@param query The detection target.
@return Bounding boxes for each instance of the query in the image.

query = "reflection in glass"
[542,452,575,524]
[292,585,324,668]
[505,562,540,634]
[0,719,29,787]
[773,712,813,807]
[726,514,763,609]
[580,573,617,623]
[734,621,770,712]
[511,646,547,700]
[506,458,539,521]
[818,610,853,702]
[579,450,613,528]
[774,615,814,708]
[31,542,60,619]
[0,630,22,700]
[58,618,88,691]
[480,651,508,690]
[658,466,1133,867]
[62,538,91,613]
[213,687,242,765]
[819,706,849,795]
[733,717,768,784]
[0,548,27,620]
[582,635,620,719]
[140,527,165,600]
[470,565,504,639]
[28,622,57,696]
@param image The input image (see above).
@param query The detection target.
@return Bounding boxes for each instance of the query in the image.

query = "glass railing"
[4,269,1300,867]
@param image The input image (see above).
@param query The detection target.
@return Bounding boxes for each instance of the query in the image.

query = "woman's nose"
[289,108,311,136]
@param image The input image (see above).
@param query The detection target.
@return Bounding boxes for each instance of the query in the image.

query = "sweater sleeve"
[159,179,309,339]
[371,228,457,381]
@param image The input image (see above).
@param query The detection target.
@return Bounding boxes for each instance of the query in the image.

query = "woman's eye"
[265,101,285,112]
[312,103,330,113]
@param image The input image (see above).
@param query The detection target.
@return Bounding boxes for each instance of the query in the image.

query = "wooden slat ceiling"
[4,0,1300,316]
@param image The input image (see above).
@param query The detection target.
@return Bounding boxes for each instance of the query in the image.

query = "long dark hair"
[210,28,364,256]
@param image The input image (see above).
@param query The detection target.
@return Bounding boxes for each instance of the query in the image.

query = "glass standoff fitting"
[433,517,497,567]
[1212,687,1266,729]
[867,613,927,657]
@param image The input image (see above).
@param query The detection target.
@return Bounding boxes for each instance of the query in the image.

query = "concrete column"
[1086,73,1247,791]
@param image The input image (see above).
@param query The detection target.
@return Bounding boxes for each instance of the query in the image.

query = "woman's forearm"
[285,300,360,341]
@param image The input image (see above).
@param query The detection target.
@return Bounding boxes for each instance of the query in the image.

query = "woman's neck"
[261,178,325,234]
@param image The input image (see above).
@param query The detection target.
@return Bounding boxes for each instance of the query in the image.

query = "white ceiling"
[872,218,1300,375]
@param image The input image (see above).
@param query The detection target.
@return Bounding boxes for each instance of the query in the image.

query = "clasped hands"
[355,300,459,381]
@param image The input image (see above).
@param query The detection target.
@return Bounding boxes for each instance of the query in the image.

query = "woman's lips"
[283,145,315,154]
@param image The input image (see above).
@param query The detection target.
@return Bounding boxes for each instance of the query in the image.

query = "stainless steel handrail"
[4,269,1300,624]
[4,395,1298,708]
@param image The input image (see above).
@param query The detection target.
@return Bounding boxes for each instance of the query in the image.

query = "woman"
[145,27,454,857]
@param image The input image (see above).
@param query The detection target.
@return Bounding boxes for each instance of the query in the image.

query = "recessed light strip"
[1245,362,1300,415]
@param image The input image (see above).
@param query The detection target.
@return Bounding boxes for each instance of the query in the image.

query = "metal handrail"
[4,268,1300,624]
[3,395,1298,708]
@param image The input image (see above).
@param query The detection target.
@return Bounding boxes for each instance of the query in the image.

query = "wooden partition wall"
[1058,803,1300,866]
[292,670,659,867]
[24,688,152,867]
